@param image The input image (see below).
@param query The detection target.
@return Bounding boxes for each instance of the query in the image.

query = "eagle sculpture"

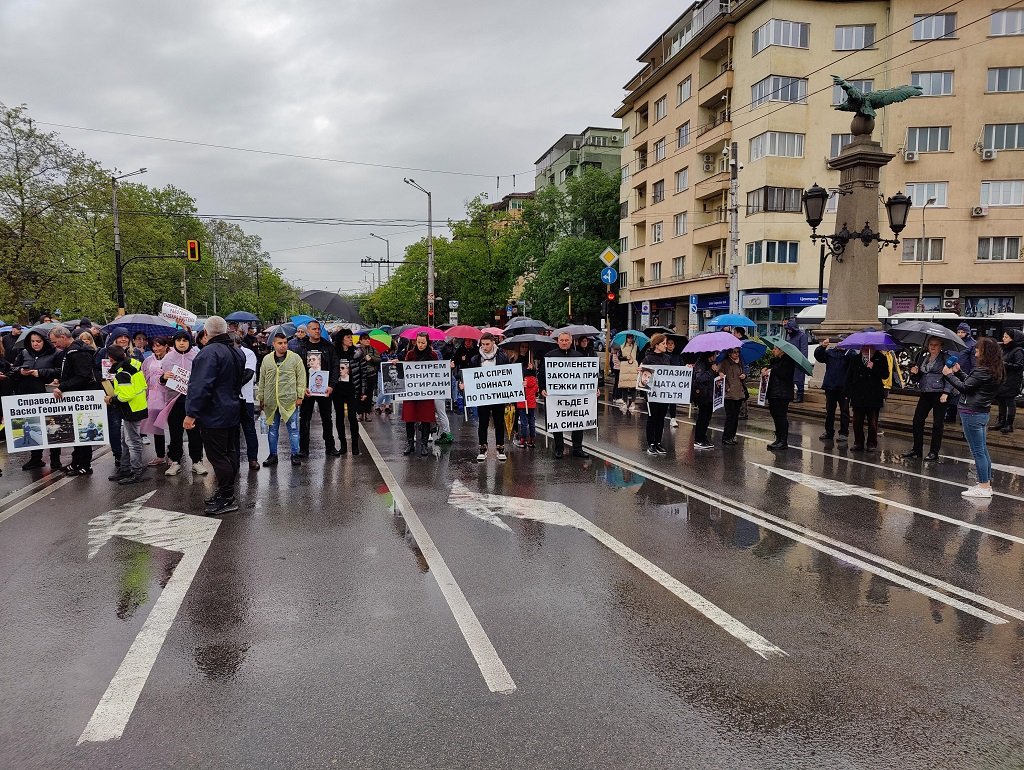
[832,76,923,118]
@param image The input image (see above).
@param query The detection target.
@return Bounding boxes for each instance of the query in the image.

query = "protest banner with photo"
[308,370,330,396]
[380,362,405,396]
[338,360,350,383]
[757,371,770,406]
[636,365,692,403]
[165,364,190,395]
[462,364,525,406]
[542,358,599,395]
[546,393,598,432]
[159,301,197,328]
[400,360,450,399]
[2,391,109,453]
[712,375,726,412]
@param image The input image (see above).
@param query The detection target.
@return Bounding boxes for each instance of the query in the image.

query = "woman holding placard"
[462,332,512,462]
[402,332,440,457]
[140,337,171,467]
[641,334,672,455]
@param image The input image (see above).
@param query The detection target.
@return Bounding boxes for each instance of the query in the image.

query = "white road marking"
[559,434,1018,625]
[596,400,1024,503]
[361,433,516,694]
[750,463,1024,547]
[79,493,220,743]
[940,453,1024,477]
[0,474,78,526]
[449,481,786,659]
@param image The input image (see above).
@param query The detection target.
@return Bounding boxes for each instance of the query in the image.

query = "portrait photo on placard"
[76,411,105,442]
[12,416,44,448]
[45,414,76,445]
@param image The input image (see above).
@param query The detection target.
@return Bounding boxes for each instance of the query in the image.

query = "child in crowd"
[516,364,539,448]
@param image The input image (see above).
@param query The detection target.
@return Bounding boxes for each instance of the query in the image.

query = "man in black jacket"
[49,325,100,474]
[813,338,855,441]
[296,319,340,457]
[540,332,587,458]
[762,347,796,450]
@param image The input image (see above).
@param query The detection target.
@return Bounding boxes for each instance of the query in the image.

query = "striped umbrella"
[365,329,393,353]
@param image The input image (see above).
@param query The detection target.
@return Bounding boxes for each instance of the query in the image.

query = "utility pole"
[727,141,740,314]
[181,265,188,308]
[369,233,391,278]
[404,179,434,325]
[111,168,148,315]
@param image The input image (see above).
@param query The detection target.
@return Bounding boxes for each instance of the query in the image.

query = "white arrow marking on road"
[78,493,220,744]
[448,481,786,660]
[939,454,1024,478]
[750,463,1024,547]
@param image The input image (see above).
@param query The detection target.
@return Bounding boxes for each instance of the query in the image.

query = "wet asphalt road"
[1,403,1023,769]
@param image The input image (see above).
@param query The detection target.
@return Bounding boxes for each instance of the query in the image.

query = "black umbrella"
[504,316,553,335]
[499,333,558,353]
[888,320,966,350]
[553,324,600,337]
[298,290,363,322]
[642,325,673,336]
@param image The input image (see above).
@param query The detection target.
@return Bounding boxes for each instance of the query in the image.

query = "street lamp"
[112,167,148,314]
[801,183,911,260]
[917,196,937,311]
[403,178,434,325]
[564,284,572,321]
[369,232,391,277]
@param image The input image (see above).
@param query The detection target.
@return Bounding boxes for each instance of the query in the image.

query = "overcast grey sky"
[0,0,675,294]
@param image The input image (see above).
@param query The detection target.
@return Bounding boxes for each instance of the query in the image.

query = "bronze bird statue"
[832,75,923,117]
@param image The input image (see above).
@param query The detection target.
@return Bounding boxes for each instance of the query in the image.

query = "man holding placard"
[460,333,522,462]
[540,331,597,458]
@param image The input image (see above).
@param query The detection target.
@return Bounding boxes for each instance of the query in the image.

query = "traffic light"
[186,239,201,262]
[607,289,617,302]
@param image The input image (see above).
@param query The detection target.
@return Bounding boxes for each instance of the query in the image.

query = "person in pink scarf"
[156,329,208,477]
[140,336,172,467]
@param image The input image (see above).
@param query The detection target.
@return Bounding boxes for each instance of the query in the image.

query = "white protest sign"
[757,371,770,407]
[401,361,450,399]
[165,365,190,395]
[546,393,598,432]
[542,357,599,395]
[712,375,726,412]
[2,390,109,453]
[637,365,692,403]
[159,301,197,328]
[462,364,525,406]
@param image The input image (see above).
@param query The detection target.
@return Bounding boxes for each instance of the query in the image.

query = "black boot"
[419,425,431,456]
[402,440,415,456]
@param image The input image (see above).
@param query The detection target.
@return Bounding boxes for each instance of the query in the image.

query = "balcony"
[698,69,733,108]
[695,170,730,199]
[695,115,731,153]
[692,210,728,246]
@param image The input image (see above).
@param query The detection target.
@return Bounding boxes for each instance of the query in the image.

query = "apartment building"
[613,0,1024,334]
[535,127,624,192]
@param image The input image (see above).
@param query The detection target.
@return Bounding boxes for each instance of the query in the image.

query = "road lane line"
[552,431,1019,625]
[449,481,786,660]
[596,400,1024,503]
[0,474,78,525]
[361,433,517,694]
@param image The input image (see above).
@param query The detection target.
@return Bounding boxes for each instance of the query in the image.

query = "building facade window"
[990,9,1024,36]
[677,76,692,104]
[675,167,689,192]
[750,131,804,161]
[912,13,956,40]
[653,138,666,162]
[651,221,664,244]
[623,127,631,147]
[906,126,950,152]
[620,201,629,219]
[904,182,949,207]
[984,123,1024,150]
[988,67,1024,92]
[621,164,630,183]
[830,133,854,157]
[677,122,690,148]
[746,186,802,215]
[978,236,1021,261]
[835,24,875,49]
[911,71,954,96]
[619,271,628,288]
[508,199,525,210]
[745,240,799,264]
[673,212,688,236]
[753,19,809,54]
[652,179,665,203]
[901,238,945,262]
[832,79,873,106]
[672,256,685,276]
[559,167,574,182]
[650,261,662,281]
[751,75,808,107]
[981,180,1024,206]
[619,236,628,254]
[826,190,840,213]
[654,96,668,122]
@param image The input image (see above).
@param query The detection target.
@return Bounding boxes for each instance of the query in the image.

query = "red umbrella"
[481,326,505,337]
[399,326,446,341]
[445,325,482,340]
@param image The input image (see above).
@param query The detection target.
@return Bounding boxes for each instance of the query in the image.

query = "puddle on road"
[109,540,182,621]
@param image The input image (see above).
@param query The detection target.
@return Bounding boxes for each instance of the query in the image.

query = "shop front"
[742,291,825,336]
[688,293,730,337]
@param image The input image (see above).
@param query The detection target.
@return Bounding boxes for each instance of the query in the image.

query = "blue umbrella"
[291,314,316,326]
[612,330,651,348]
[717,339,767,365]
[706,313,757,329]
[0,325,11,334]
[225,310,260,323]
[101,314,176,340]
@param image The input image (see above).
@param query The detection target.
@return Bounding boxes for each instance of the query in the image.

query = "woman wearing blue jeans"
[943,336,1005,499]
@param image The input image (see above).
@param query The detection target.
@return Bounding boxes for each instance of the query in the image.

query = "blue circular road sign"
[601,267,618,285]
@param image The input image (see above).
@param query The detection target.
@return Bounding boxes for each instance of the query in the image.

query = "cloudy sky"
[0,0,674,294]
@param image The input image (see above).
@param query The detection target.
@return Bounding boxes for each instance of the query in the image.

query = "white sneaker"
[164,461,181,476]
[670,418,678,428]
[192,461,209,476]
[613,398,625,405]
[961,485,993,498]
[476,450,486,462]
[627,404,636,413]
[496,448,507,461]
[141,436,151,445]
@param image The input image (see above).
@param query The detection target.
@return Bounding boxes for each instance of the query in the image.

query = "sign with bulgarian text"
[462,364,525,406]
[2,391,109,453]
[159,301,197,328]
[165,365,190,395]
[636,365,692,403]
[399,360,450,399]
[542,357,599,395]
[546,393,597,432]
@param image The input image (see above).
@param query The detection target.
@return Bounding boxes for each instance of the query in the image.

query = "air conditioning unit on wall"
[903,150,919,162]
[971,206,988,217]
[981,148,997,161]
[941,298,960,311]
[703,162,714,172]
[943,288,960,299]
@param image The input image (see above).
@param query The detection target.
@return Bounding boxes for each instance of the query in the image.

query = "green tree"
[522,236,607,326]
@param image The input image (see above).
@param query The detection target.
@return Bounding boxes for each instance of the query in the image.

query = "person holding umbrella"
[994,329,1023,434]
[785,319,809,402]
[845,343,889,451]
[903,336,954,461]
[814,337,856,442]
[719,347,747,445]
[761,344,796,450]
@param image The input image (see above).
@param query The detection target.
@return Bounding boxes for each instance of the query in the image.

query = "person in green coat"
[256,331,307,466]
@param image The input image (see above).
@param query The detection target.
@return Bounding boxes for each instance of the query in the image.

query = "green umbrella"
[763,335,814,377]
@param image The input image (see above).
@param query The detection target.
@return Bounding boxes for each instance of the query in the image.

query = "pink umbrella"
[445,324,482,340]
[399,326,446,341]
[481,327,505,337]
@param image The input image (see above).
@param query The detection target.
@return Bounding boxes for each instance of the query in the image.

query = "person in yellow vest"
[105,343,149,485]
